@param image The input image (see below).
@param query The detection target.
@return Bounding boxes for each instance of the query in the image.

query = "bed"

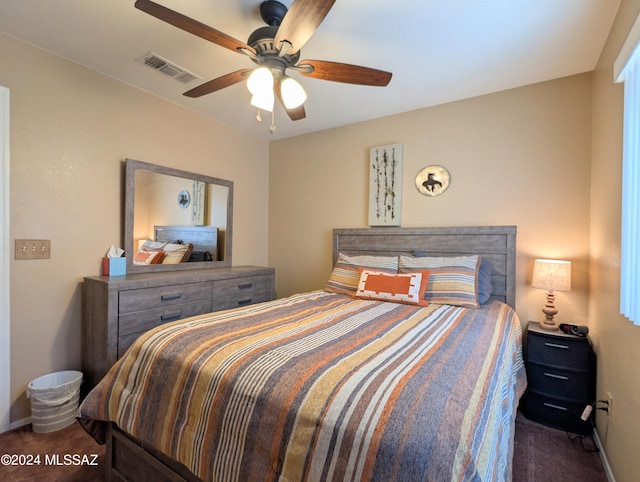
[78,226,526,482]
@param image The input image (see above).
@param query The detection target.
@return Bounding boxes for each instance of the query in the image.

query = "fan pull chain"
[254,108,276,133]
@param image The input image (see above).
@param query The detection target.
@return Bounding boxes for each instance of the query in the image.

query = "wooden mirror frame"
[124,158,233,273]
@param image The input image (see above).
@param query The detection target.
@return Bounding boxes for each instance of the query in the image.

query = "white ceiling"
[0,0,621,141]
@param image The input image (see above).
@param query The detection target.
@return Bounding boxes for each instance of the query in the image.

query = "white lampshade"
[247,67,273,96]
[250,91,274,112]
[280,76,307,109]
[531,259,572,292]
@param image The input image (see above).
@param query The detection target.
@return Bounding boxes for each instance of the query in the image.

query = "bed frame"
[103,225,517,481]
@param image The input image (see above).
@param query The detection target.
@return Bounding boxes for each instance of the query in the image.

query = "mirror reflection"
[125,159,233,273]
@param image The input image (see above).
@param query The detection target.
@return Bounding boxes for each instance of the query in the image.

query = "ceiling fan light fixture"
[247,67,274,96]
[135,0,393,125]
[251,91,275,112]
[281,76,307,109]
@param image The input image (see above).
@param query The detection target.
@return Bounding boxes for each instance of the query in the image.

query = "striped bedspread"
[78,291,526,482]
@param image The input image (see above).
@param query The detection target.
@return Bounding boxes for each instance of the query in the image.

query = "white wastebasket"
[27,370,83,433]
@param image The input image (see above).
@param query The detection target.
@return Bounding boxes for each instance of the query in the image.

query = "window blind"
[618,18,640,326]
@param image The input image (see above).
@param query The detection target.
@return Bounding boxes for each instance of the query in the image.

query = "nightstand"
[522,321,596,433]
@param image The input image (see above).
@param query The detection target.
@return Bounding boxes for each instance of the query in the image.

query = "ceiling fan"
[134,0,392,125]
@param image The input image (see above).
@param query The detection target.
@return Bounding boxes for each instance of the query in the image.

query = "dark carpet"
[0,411,607,481]
[513,412,607,482]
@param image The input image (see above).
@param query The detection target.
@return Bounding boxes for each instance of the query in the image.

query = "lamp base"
[539,319,559,331]
[540,290,559,330]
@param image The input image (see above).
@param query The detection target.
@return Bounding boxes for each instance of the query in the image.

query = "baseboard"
[9,416,31,431]
[593,427,616,482]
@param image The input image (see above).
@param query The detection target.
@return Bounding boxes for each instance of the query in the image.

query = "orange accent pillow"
[354,269,430,306]
[133,250,165,265]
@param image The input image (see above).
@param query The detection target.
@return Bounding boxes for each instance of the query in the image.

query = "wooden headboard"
[154,225,219,261]
[333,226,517,309]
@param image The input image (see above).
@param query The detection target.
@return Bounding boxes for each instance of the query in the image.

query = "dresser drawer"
[212,275,273,298]
[523,391,591,434]
[527,333,590,370]
[119,282,212,314]
[118,300,213,337]
[212,289,273,312]
[526,363,590,402]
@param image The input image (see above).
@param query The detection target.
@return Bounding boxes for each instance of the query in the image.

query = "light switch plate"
[15,239,51,260]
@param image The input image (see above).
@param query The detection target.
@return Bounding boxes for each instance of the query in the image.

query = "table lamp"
[531,259,572,330]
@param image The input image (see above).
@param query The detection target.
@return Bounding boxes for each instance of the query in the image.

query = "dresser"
[522,321,596,433]
[82,266,275,390]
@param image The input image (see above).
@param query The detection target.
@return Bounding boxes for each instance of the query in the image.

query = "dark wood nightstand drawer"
[523,391,590,434]
[526,362,590,402]
[527,332,591,370]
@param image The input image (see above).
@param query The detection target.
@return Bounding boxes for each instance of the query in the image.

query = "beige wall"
[270,74,593,331]
[590,1,640,481]
[1,33,270,423]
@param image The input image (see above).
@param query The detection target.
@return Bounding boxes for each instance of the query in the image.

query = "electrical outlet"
[607,391,614,423]
[15,239,51,260]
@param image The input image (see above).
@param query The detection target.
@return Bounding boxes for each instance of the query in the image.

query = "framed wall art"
[178,190,191,208]
[191,180,205,225]
[415,165,450,197]
[369,143,402,226]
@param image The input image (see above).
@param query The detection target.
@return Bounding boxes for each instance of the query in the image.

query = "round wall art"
[178,190,191,208]
[415,165,450,197]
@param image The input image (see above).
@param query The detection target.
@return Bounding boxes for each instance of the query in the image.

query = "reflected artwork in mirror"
[125,158,233,273]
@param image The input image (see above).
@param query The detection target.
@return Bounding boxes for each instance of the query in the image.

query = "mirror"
[125,158,233,273]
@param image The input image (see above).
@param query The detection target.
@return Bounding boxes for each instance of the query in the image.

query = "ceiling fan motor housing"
[260,0,288,26]
[247,25,300,68]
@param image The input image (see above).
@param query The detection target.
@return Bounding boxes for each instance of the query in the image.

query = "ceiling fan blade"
[183,69,251,98]
[275,79,306,121]
[284,103,306,121]
[274,0,336,55]
[297,60,392,86]
[135,0,256,55]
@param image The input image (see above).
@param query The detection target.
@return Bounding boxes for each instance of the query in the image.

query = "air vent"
[135,52,200,84]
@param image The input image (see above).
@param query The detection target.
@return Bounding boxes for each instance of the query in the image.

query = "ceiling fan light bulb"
[281,77,307,109]
[251,92,274,112]
[247,67,274,95]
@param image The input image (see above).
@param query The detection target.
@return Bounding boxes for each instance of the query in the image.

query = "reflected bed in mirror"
[125,159,233,273]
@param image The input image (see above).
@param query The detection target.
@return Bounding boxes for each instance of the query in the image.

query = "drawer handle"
[543,402,568,411]
[237,298,253,306]
[238,283,253,290]
[161,312,183,322]
[161,293,183,301]
[544,372,569,380]
[544,342,569,350]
